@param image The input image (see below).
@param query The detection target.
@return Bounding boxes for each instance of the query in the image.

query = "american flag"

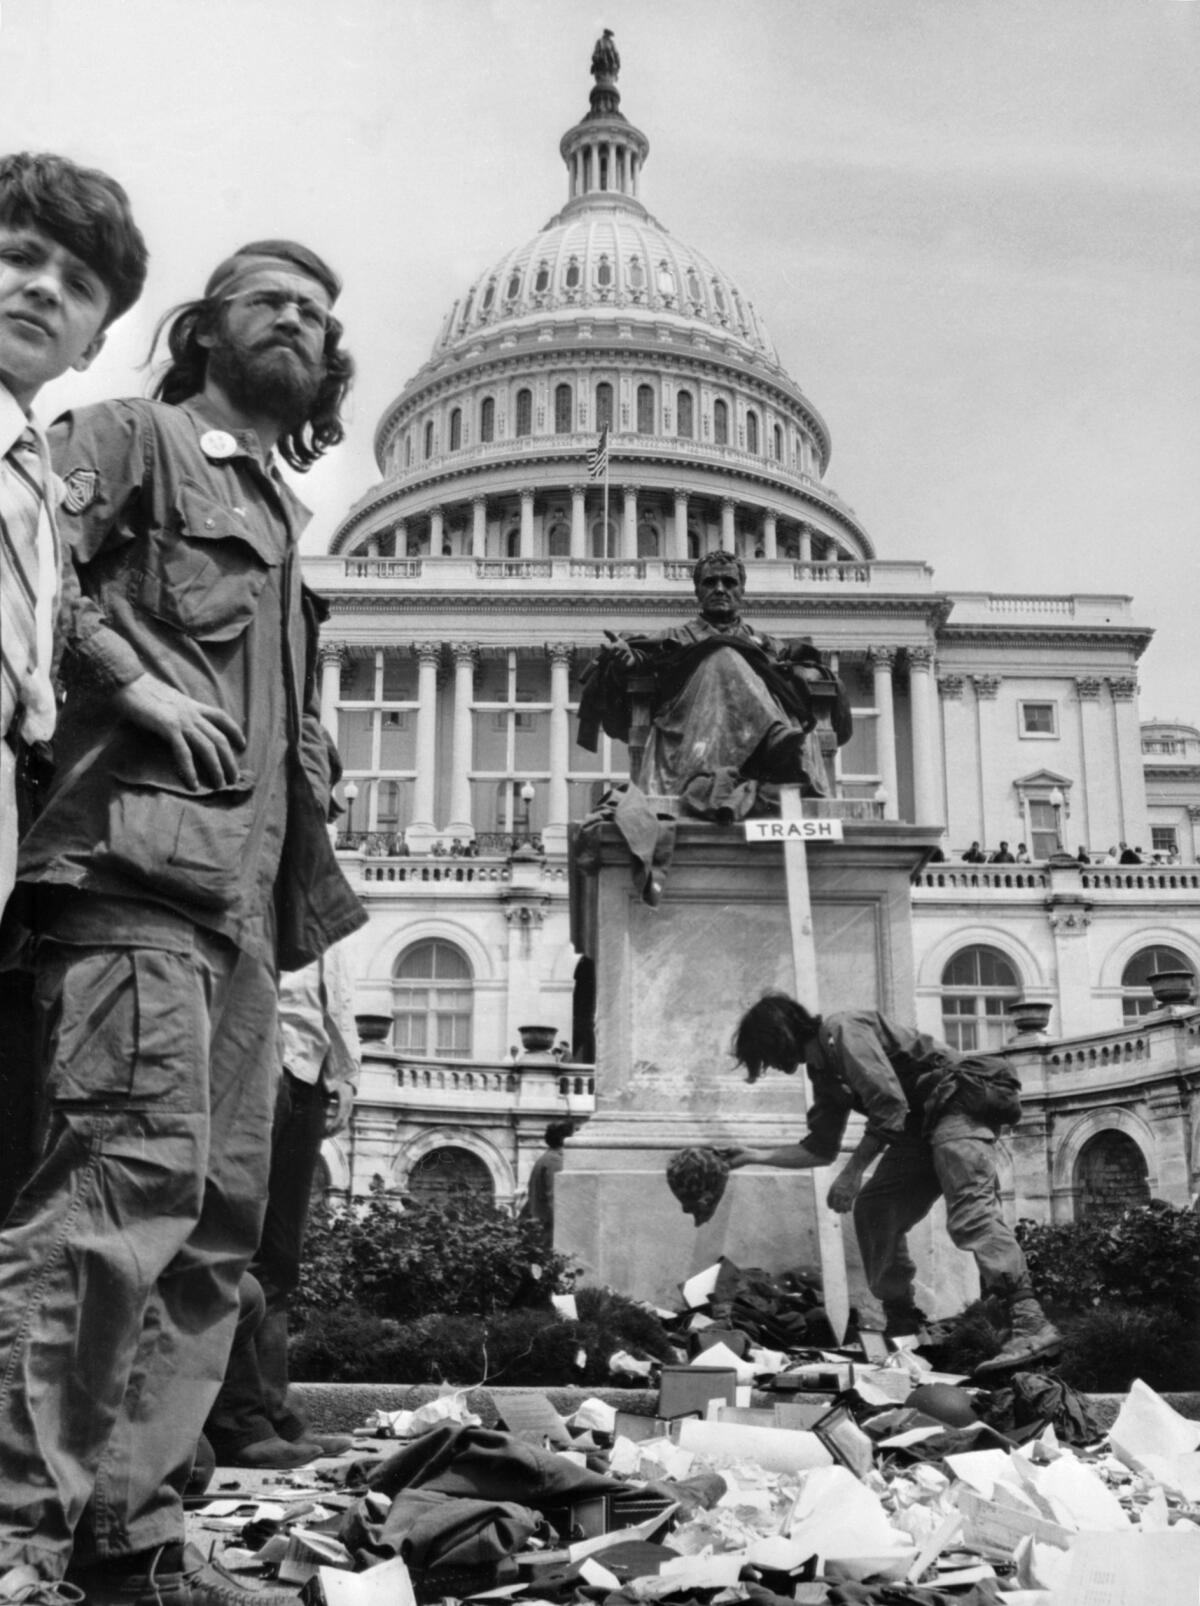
[587,425,609,478]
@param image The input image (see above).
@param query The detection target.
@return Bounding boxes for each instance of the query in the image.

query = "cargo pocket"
[100,769,258,911]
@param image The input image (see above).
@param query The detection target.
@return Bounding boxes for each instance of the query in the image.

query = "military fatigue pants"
[0,902,277,1579]
[852,1112,1032,1312]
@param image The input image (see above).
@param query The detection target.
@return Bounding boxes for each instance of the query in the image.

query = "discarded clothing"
[342,1484,543,1570]
[979,1370,1100,1447]
[667,1148,731,1225]
[356,1422,619,1507]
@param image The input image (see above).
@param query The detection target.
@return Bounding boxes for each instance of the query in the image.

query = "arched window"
[423,420,434,460]
[506,271,522,301]
[479,396,495,444]
[596,254,613,289]
[595,382,614,431]
[459,290,474,330]
[515,388,532,438]
[628,255,646,291]
[481,279,496,313]
[564,257,581,291]
[636,384,654,434]
[656,260,677,297]
[403,431,413,468]
[1121,945,1195,1020]
[637,520,660,557]
[1075,1131,1150,1220]
[406,1146,494,1204]
[746,409,759,454]
[773,423,783,460]
[713,398,729,445]
[554,383,573,434]
[677,390,694,439]
[394,939,473,1059]
[940,945,1021,1051]
[590,518,618,558]
[547,519,570,557]
[712,279,726,314]
[685,267,702,302]
[449,408,462,451]
[534,261,550,294]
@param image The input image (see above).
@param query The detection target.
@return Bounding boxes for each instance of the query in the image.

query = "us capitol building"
[302,35,1200,1247]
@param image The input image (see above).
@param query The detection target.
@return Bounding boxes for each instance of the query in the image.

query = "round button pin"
[200,430,239,460]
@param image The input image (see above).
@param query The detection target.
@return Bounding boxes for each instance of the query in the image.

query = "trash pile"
[187,1335,1200,1604]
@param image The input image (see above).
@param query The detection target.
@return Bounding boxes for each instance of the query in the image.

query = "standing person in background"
[520,1121,576,1238]
[0,239,363,1606]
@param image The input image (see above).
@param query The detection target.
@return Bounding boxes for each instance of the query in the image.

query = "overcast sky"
[3,0,1197,717]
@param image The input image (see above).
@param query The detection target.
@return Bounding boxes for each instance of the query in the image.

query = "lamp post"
[519,780,536,842]
[1049,786,1065,851]
[342,779,359,846]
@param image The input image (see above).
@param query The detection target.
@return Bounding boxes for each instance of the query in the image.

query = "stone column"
[429,505,444,554]
[365,535,380,558]
[411,642,441,830]
[938,675,974,845]
[621,485,639,560]
[519,488,535,558]
[720,497,735,550]
[797,525,812,562]
[1073,677,1102,850]
[908,646,942,826]
[867,647,899,819]
[318,642,346,744]
[393,520,407,556]
[971,676,1001,848]
[1110,676,1149,849]
[447,643,478,836]
[547,643,573,830]
[570,484,587,558]
[762,510,778,560]
[672,489,689,561]
[471,496,487,558]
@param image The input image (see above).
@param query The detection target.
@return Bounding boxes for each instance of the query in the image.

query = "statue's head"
[693,549,745,622]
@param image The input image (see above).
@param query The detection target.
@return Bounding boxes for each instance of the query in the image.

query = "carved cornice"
[320,592,952,627]
[936,624,1153,656]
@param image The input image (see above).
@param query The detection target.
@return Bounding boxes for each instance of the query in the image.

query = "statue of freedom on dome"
[591,29,620,80]
[577,550,852,822]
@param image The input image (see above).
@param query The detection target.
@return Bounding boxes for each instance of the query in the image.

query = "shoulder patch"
[61,467,100,515]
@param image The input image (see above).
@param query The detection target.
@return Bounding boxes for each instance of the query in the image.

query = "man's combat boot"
[975,1296,1062,1374]
[67,1544,297,1605]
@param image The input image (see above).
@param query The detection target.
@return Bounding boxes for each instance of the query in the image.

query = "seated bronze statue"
[577,550,852,822]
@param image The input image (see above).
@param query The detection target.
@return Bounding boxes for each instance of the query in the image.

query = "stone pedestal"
[557,821,976,1315]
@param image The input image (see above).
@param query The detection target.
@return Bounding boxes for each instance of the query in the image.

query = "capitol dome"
[333,35,871,563]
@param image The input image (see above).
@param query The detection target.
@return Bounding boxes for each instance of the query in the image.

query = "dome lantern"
[558,30,650,216]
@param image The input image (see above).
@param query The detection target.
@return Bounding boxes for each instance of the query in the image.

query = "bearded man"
[0,241,363,1606]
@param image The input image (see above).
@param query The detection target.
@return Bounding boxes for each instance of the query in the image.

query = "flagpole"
[602,447,610,559]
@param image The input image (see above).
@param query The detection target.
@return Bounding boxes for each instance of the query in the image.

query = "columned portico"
[867,646,899,819]
[448,643,477,835]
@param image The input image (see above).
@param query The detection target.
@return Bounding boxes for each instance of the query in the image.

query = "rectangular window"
[1029,800,1059,861]
[1019,701,1057,737]
[1152,826,1178,854]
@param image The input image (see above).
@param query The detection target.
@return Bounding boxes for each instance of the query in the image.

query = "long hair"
[732,991,820,1083]
[146,296,354,473]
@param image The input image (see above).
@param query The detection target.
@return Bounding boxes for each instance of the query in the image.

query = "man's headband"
[204,238,342,306]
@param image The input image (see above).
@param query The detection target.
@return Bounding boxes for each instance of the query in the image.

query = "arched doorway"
[405,1146,495,1204]
[1075,1130,1151,1219]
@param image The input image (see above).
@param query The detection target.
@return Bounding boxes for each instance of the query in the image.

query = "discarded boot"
[882,1300,930,1339]
[67,1544,295,1605]
[974,1297,1062,1374]
[217,1434,322,1469]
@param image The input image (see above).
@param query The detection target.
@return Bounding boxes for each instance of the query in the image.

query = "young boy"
[0,152,145,1605]
[0,150,148,913]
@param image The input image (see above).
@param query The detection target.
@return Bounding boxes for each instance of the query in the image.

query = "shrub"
[293,1182,577,1326]
[290,1298,676,1387]
[1016,1203,1200,1319]
[1058,1307,1200,1393]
